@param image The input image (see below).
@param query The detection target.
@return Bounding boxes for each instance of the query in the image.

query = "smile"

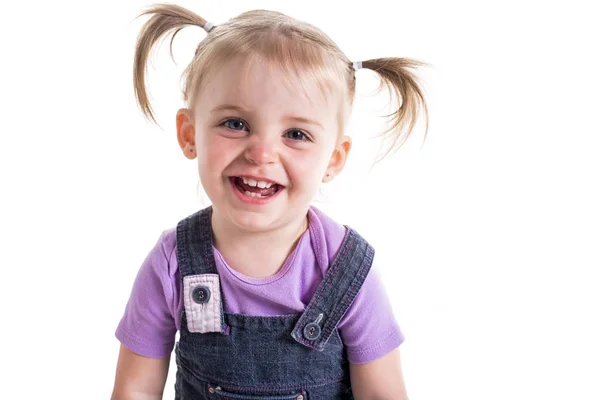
[229,176,284,203]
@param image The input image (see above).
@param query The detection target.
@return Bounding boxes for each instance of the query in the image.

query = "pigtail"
[361,58,430,161]
[133,3,210,124]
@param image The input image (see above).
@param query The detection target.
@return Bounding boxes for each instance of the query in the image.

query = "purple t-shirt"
[115,206,404,364]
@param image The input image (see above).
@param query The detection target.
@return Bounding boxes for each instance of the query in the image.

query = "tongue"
[236,178,278,196]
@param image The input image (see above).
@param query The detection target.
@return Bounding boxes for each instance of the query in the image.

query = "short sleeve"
[337,259,405,364]
[115,229,179,358]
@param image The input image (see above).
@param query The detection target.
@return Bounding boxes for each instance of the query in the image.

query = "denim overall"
[174,207,374,399]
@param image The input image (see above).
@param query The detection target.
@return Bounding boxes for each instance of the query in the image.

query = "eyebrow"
[211,104,324,129]
[210,104,249,113]
[286,116,324,129]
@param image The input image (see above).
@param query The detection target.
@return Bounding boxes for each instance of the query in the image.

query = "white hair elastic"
[352,61,363,71]
[203,21,214,33]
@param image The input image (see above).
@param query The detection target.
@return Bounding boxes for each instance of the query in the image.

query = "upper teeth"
[242,177,273,188]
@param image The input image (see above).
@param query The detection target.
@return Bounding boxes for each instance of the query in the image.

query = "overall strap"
[292,227,375,351]
[176,206,228,334]
[176,206,218,277]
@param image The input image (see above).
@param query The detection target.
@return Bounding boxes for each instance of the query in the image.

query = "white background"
[1,0,598,399]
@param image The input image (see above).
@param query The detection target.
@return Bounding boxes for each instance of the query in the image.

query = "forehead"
[197,55,340,121]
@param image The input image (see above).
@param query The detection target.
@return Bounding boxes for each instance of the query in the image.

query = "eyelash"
[219,118,311,142]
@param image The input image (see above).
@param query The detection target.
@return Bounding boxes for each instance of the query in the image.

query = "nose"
[244,136,278,165]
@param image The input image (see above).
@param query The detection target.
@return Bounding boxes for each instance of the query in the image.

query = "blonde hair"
[133,3,430,160]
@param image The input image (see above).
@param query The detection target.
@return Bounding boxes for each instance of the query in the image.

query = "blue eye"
[286,130,309,141]
[222,119,247,131]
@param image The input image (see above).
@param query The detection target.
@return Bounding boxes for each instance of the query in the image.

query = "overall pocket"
[208,383,307,400]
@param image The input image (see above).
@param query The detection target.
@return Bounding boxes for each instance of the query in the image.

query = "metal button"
[192,285,211,304]
[296,395,304,400]
[208,387,215,394]
[303,322,321,340]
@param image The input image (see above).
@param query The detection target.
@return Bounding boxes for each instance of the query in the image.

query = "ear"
[176,108,196,160]
[323,135,352,182]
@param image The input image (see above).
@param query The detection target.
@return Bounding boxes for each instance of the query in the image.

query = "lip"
[229,177,284,205]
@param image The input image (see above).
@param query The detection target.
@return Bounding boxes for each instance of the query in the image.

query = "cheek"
[289,149,331,186]
[197,132,235,165]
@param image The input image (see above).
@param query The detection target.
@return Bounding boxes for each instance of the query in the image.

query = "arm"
[112,230,180,399]
[111,344,170,400]
[350,348,408,400]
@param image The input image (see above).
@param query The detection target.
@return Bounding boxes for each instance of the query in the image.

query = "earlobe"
[176,108,196,159]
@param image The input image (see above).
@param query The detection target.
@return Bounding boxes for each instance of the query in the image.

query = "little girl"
[112,3,429,399]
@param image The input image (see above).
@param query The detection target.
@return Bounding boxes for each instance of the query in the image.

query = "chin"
[226,208,284,233]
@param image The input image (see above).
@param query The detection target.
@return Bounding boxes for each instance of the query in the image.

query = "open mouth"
[231,177,284,199]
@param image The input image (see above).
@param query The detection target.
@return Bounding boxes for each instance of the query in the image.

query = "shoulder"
[134,226,180,294]
[308,206,359,269]
[128,226,180,306]
[308,206,348,239]
[157,226,178,276]
[131,226,179,282]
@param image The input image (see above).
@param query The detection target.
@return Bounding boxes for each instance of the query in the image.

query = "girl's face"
[179,56,351,234]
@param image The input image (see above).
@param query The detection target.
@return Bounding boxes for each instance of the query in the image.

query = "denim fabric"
[174,206,374,399]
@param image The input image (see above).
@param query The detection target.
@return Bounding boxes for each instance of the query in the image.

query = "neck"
[210,207,309,278]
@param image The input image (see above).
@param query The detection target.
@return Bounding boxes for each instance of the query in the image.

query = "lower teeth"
[244,190,265,198]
